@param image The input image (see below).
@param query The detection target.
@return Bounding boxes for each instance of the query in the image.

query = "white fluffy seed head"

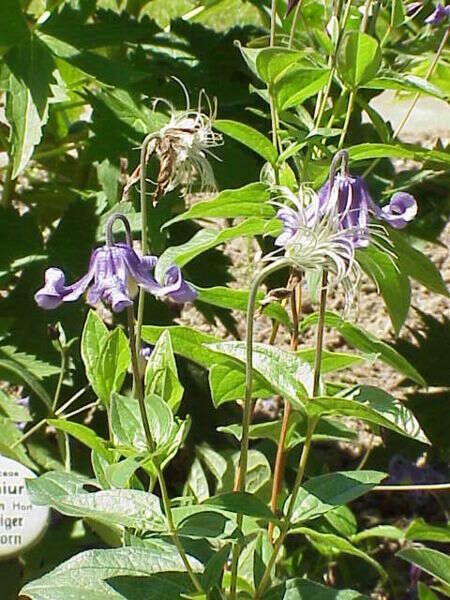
[151,84,223,194]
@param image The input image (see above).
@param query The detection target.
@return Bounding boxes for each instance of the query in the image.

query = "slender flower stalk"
[52,344,68,413]
[268,281,300,543]
[135,132,159,371]
[288,0,304,47]
[254,416,318,600]
[229,258,291,599]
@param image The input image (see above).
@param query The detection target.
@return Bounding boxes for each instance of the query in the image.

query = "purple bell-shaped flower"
[35,214,197,313]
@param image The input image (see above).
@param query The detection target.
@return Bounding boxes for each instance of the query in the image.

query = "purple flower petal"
[378,192,418,229]
[34,268,68,309]
[405,2,422,16]
[275,206,300,246]
[124,248,163,296]
[318,174,373,248]
[162,265,198,303]
[425,3,450,25]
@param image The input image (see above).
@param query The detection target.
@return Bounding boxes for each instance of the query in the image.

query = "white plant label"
[0,455,50,559]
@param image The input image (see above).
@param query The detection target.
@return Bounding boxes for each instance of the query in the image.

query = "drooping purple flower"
[35,215,197,313]
[425,3,450,25]
[317,174,417,247]
[405,2,422,16]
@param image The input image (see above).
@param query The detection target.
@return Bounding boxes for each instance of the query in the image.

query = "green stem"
[253,267,329,599]
[127,306,202,593]
[360,0,372,33]
[312,271,328,396]
[374,483,450,492]
[127,306,154,451]
[314,0,353,129]
[363,26,449,178]
[10,386,90,450]
[337,89,356,150]
[229,259,290,599]
[270,0,277,46]
[135,133,158,369]
[254,416,318,600]
[268,0,280,182]
[52,347,67,413]
[157,466,204,593]
[288,0,304,47]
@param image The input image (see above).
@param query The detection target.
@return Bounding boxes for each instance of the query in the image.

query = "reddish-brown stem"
[268,282,301,542]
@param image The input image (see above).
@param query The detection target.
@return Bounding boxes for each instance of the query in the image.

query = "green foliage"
[0,1,447,598]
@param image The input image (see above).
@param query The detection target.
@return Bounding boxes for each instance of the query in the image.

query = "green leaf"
[0,345,60,378]
[389,230,449,297]
[81,310,109,390]
[338,31,381,88]
[214,120,277,165]
[292,527,387,579]
[357,246,411,335]
[20,545,202,600]
[196,285,290,326]
[26,471,93,504]
[391,0,406,26]
[93,328,131,405]
[111,393,174,452]
[0,415,35,469]
[4,37,56,177]
[274,67,330,110]
[202,543,231,590]
[324,505,357,537]
[163,183,273,227]
[206,341,313,410]
[48,419,113,461]
[0,389,31,422]
[405,518,450,543]
[418,582,440,600]
[363,74,446,100]
[348,142,450,166]
[236,449,271,495]
[111,393,147,451]
[32,488,166,531]
[0,357,52,411]
[106,456,145,489]
[210,348,367,407]
[196,445,227,486]
[397,547,450,586]
[255,47,305,83]
[299,312,426,385]
[0,0,29,53]
[289,470,386,523]
[185,457,210,502]
[178,511,231,539]
[155,218,279,282]
[142,326,219,369]
[219,415,356,447]
[204,492,278,522]
[144,330,184,412]
[40,10,161,49]
[307,386,429,443]
[261,578,370,600]
[350,525,404,543]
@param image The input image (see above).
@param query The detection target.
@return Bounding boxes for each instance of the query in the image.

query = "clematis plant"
[35,213,197,313]
[10,1,450,599]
